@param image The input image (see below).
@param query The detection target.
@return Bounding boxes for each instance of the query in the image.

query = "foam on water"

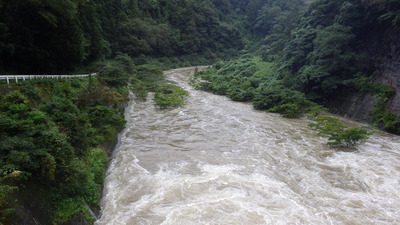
[96,67,400,225]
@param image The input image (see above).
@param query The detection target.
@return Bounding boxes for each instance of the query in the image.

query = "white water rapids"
[96,67,400,225]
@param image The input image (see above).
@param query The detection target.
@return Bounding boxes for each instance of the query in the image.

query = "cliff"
[371,28,400,114]
[329,23,400,122]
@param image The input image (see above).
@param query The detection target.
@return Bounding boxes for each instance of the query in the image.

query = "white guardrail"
[0,73,97,84]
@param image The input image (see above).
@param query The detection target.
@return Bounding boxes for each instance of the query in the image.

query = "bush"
[354,73,396,100]
[193,81,213,92]
[154,84,189,109]
[309,116,370,147]
[136,64,165,90]
[100,65,129,88]
[306,105,328,119]
[354,73,399,134]
[130,78,148,100]
[267,103,301,118]
[329,128,370,147]
[372,105,400,134]
[88,105,126,141]
[253,84,312,114]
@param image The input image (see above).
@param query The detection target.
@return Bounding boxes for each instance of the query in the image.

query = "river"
[96,67,400,225]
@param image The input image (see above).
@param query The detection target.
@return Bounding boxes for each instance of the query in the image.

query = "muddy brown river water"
[96,67,400,225]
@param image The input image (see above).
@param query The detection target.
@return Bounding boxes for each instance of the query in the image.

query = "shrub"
[100,65,129,88]
[371,105,400,134]
[329,127,370,147]
[309,116,370,147]
[306,105,328,119]
[354,73,396,100]
[154,84,189,109]
[354,73,399,135]
[130,78,148,100]
[252,84,312,114]
[267,103,301,118]
[136,64,165,90]
[88,105,126,141]
[193,82,213,92]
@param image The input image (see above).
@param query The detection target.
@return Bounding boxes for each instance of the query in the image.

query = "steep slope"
[277,0,400,132]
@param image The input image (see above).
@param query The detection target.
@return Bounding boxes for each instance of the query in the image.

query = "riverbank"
[97,66,400,224]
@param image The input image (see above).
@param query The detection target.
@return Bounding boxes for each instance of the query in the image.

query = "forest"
[1,0,400,224]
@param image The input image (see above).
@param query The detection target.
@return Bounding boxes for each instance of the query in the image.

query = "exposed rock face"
[329,93,378,121]
[371,29,400,114]
[329,25,400,120]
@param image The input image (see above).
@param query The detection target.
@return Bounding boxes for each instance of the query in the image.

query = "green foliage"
[100,64,130,88]
[353,73,396,101]
[267,103,301,118]
[0,184,16,224]
[297,24,360,100]
[99,0,245,60]
[278,0,367,103]
[253,85,309,109]
[99,54,168,101]
[0,0,109,73]
[306,105,328,119]
[249,0,307,58]
[52,198,94,224]
[366,0,400,28]
[77,81,127,109]
[89,106,126,142]
[130,78,148,100]
[51,197,87,225]
[247,0,305,35]
[136,64,165,90]
[309,116,370,146]
[0,171,19,224]
[154,84,189,109]
[40,96,95,153]
[329,127,370,147]
[193,82,213,92]
[196,56,274,99]
[371,105,400,134]
[353,73,373,95]
[0,73,129,223]
[194,56,315,118]
[353,73,399,134]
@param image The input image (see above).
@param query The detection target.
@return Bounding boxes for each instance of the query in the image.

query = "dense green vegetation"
[0,0,109,73]
[194,56,315,118]
[195,0,400,135]
[0,0,254,73]
[0,0,255,222]
[353,73,400,133]
[1,0,400,223]
[307,108,371,147]
[0,53,177,224]
[0,78,126,224]
[195,57,372,145]
[276,0,400,135]
[154,84,189,109]
[309,116,370,147]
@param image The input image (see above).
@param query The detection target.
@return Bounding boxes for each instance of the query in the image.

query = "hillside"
[1,0,400,224]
